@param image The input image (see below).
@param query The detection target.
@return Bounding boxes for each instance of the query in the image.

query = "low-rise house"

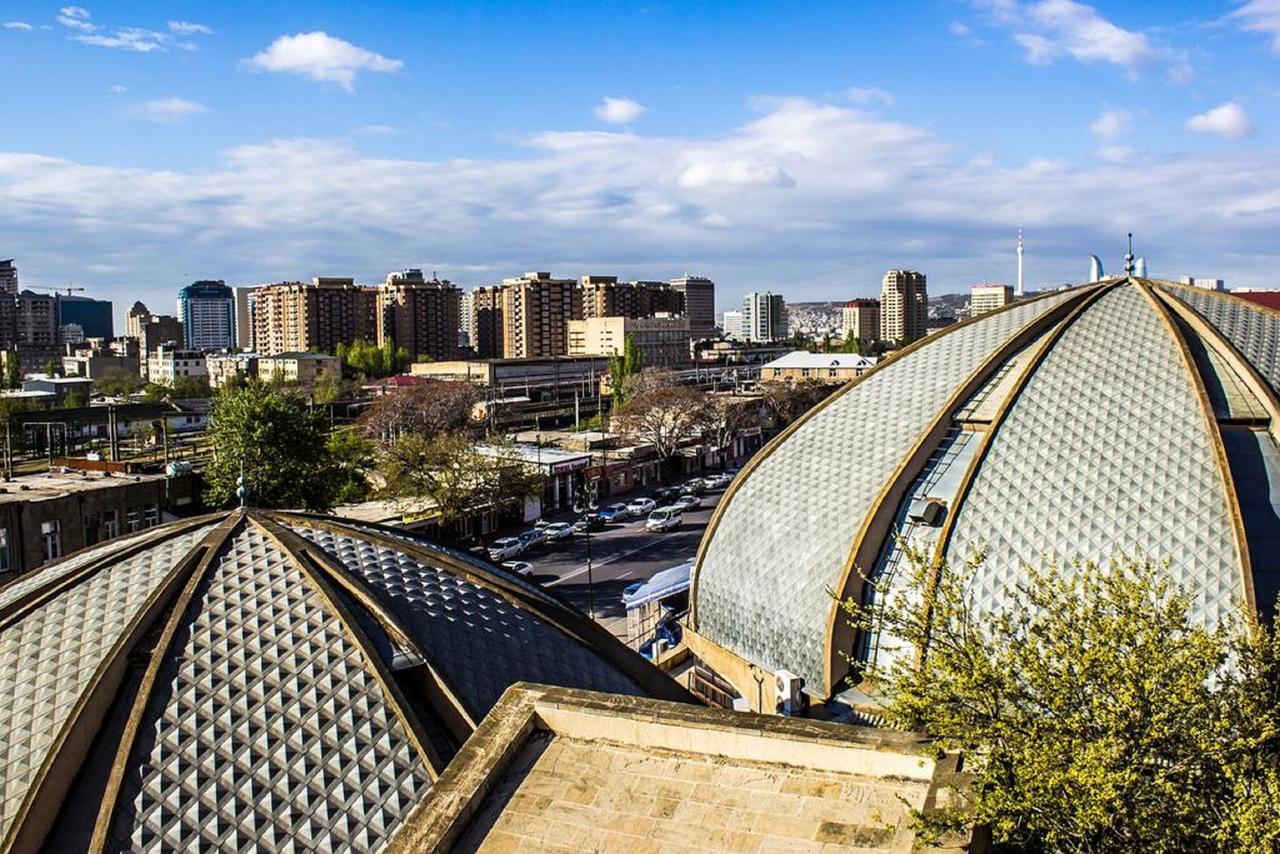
[761,351,877,383]
[147,345,208,386]
[205,351,259,388]
[257,352,340,386]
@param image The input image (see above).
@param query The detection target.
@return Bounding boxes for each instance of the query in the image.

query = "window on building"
[143,504,160,528]
[126,506,143,533]
[829,368,838,377]
[41,520,61,563]
[102,509,119,540]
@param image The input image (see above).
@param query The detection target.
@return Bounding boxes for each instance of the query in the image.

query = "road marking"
[545,536,681,586]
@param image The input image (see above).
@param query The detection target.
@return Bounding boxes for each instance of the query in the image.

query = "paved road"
[516,492,724,643]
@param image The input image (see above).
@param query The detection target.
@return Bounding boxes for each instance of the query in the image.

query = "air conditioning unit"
[774,670,804,716]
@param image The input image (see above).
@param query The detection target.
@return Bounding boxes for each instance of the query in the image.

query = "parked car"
[488,537,525,561]
[573,513,605,532]
[646,507,683,532]
[673,493,702,511]
[543,521,575,541]
[628,497,658,516]
[533,518,551,530]
[653,486,682,503]
[501,560,535,578]
[517,529,547,551]
[599,503,632,523]
[680,479,706,496]
[703,473,733,490]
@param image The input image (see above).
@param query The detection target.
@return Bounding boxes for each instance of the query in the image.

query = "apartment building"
[15,291,57,347]
[568,315,693,368]
[880,269,928,343]
[258,352,340,386]
[969,284,1014,317]
[841,298,880,342]
[470,285,505,358]
[669,275,716,334]
[177,280,236,350]
[147,345,208,386]
[377,270,463,361]
[501,272,581,359]
[580,277,684,319]
[234,285,264,349]
[252,278,378,356]
[0,260,16,295]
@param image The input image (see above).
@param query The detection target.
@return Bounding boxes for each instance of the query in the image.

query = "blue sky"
[2,1,1278,319]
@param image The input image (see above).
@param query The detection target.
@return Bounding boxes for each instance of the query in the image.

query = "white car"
[488,537,524,561]
[543,522,575,541]
[628,497,658,516]
[502,560,535,577]
[645,508,683,532]
[673,493,702,511]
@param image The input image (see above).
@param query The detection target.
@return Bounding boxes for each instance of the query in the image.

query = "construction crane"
[25,285,85,296]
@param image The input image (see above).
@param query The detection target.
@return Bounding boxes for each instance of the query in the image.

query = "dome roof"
[691,279,1280,698]
[0,510,687,852]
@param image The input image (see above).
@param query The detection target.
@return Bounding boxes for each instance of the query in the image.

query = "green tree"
[838,547,1280,851]
[337,338,409,379]
[204,384,343,511]
[62,390,86,409]
[607,334,644,407]
[327,427,374,505]
[169,375,212,398]
[4,354,20,389]
[42,358,61,378]
[94,367,144,397]
[841,331,865,354]
[377,431,543,523]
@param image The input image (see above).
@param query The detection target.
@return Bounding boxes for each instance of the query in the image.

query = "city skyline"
[3,1,1278,318]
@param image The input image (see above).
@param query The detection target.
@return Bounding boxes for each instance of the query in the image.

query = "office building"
[580,276,684,319]
[252,278,378,356]
[742,291,788,343]
[0,259,16,295]
[377,270,462,362]
[234,285,264,349]
[721,310,746,341]
[880,269,928,343]
[177,280,236,350]
[669,275,716,334]
[841,298,880,342]
[469,285,504,358]
[568,315,692,368]
[970,284,1014,317]
[500,271,580,359]
[56,294,113,340]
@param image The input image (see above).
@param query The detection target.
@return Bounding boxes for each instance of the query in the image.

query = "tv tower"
[1016,228,1025,297]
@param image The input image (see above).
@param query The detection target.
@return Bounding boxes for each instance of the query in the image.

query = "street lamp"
[572,475,600,619]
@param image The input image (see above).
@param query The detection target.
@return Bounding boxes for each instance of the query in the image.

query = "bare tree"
[361,379,482,443]
[698,393,765,453]
[613,383,711,478]
[757,378,836,427]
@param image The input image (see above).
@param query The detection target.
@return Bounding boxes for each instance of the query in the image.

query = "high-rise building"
[470,286,505,358]
[841,299,880,342]
[460,289,475,349]
[15,291,57,347]
[580,277,684,319]
[0,260,17,295]
[880,270,928,343]
[56,294,113,340]
[177,280,236,350]
[669,275,716,334]
[969,284,1013,317]
[126,302,151,340]
[742,292,788,343]
[500,272,580,359]
[377,270,462,362]
[721,310,746,341]
[234,286,264,350]
[567,315,692,368]
[252,278,378,356]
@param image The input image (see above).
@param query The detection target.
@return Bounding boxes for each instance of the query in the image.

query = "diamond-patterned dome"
[692,278,1280,698]
[0,510,688,852]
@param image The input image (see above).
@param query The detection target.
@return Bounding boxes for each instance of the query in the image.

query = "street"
[517,491,723,643]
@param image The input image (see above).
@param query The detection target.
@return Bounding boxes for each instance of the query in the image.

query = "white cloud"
[1090,108,1132,138]
[3,96,1280,308]
[73,27,170,52]
[4,21,33,31]
[354,124,398,137]
[168,20,211,35]
[1094,144,1134,162]
[108,84,126,95]
[847,86,894,107]
[976,0,1190,79]
[245,32,402,91]
[57,6,95,32]
[950,20,985,45]
[594,97,646,124]
[1185,102,1254,139]
[130,97,208,123]
[1231,0,1280,53]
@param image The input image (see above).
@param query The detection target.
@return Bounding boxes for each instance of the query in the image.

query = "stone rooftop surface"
[390,684,969,854]
[0,470,165,503]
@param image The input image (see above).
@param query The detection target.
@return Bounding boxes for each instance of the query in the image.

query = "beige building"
[501,272,581,358]
[377,271,462,362]
[841,298,880,341]
[761,351,878,383]
[257,352,340,386]
[880,269,928,342]
[568,315,692,368]
[580,276,683,319]
[252,278,378,356]
[205,352,259,388]
[970,283,1014,316]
